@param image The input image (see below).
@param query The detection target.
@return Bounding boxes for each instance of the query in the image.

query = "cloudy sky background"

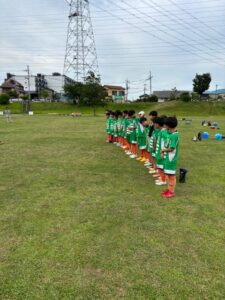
[0,0,224,99]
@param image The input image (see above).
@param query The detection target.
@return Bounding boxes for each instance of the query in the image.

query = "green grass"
[1,100,225,116]
[0,114,225,299]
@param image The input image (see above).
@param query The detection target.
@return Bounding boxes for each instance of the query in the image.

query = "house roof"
[104,85,125,91]
[0,79,24,89]
[203,89,225,95]
[153,90,189,98]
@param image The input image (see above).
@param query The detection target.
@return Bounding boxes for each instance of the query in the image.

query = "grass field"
[1,100,225,116]
[0,114,225,299]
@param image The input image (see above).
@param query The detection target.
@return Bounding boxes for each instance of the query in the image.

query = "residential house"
[0,78,25,96]
[104,85,126,102]
[153,90,190,102]
[203,89,225,100]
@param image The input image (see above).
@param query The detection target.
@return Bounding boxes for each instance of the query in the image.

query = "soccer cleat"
[148,167,155,171]
[149,170,157,174]
[163,192,176,198]
[137,157,143,161]
[130,154,137,159]
[161,189,169,195]
[155,181,167,186]
[126,151,132,155]
[153,174,160,178]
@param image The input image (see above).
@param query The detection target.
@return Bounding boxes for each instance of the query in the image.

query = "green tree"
[180,92,191,102]
[193,73,211,98]
[82,72,105,116]
[0,93,10,105]
[39,89,49,101]
[64,82,84,104]
[64,72,105,115]
[148,95,158,102]
[7,89,18,98]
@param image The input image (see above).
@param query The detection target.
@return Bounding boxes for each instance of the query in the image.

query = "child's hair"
[165,117,178,128]
[139,117,147,124]
[115,110,122,117]
[123,110,128,115]
[153,117,164,127]
[106,112,110,116]
[128,110,135,117]
[149,111,158,117]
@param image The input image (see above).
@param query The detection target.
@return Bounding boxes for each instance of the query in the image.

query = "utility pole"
[144,83,147,97]
[215,84,218,101]
[148,71,153,95]
[23,65,31,113]
[125,79,130,102]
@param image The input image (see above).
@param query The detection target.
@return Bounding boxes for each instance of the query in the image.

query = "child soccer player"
[125,111,133,155]
[117,110,123,147]
[161,117,179,198]
[145,111,158,168]
[113,111,120,145]
[148,118,160,174]
[136,117,148,161]
[154,117,168,186]
[108,111,115,143]
[121,110,128,148]
[129,110,138,159]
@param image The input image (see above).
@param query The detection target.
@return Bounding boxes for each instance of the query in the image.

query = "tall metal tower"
[63,0,99,82]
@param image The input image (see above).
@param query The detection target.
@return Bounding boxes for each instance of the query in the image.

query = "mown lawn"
[1,100,225,116]
[0,115,225,299]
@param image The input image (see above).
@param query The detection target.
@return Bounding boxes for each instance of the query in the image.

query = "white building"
[44,74,75,101]
[11,75,37,93]
[6,72,75,101]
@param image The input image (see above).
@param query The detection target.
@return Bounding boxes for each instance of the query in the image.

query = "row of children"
[105,110,179,198]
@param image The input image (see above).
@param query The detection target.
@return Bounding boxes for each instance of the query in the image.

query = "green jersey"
[106,117,110,134]
[163,131,179,175]
[136,123,148,149]
[129,117,139,144]
[108,117,114,135]
[126,118,133,143]
[155,128,168,169]
[113,118,119,137]
[149,128,160,156]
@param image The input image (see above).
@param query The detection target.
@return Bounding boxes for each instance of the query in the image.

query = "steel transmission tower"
[63,0,99,82]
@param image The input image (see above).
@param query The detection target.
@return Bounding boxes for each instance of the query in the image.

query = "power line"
[167,0,225,39]
[99,0,225,64]
[117,0,225,58]
[140,0,225,46]
[0,1,224,20]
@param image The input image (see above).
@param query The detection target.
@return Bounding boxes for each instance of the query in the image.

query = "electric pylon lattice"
[63,0,99,82]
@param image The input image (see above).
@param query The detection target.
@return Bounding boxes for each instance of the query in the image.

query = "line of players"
[105,110,179,198]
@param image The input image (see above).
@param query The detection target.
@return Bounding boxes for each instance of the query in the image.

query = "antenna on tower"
[63,0,99,82]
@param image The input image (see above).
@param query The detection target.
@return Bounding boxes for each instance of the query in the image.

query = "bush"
[143,95,158,102]
[0,93,10,105]
[191,93,201,101]
[180,92,191,102]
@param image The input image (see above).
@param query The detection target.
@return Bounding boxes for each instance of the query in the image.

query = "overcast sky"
[0,0,224,99]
